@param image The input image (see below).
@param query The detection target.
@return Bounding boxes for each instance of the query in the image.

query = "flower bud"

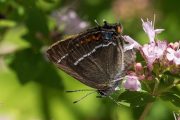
[168,42,179,50]
[134,63,143,73]
[123,75,141,91]
[174,42,180,50]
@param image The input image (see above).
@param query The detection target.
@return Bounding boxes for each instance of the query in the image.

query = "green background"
[0,0,179,120]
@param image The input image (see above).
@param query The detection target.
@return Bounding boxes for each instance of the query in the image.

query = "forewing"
[46,38,85,82]
[66,35,125,89]
[46,32,125,89]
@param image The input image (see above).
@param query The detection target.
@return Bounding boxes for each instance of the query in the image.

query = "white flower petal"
[166,53,174,61]
[174,58,180,65]
[124,44,134,51]
[123,35,142,50]
[141,18,164,43]
[155,29,165,34]
[141,41,167,70]
[167,47,175,53]
[166,46,180,65]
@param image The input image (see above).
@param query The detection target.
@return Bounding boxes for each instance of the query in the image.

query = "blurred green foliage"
[0,0,179,120]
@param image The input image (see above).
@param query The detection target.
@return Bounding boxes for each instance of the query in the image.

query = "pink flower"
[134,63,143,73]
[166,47,180,65]
[123,75,141,91]
[141,19,164,43]
[139,19,167,70]
[141,41,167,70]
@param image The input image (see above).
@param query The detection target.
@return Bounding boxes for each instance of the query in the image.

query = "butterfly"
[46,21,136,97]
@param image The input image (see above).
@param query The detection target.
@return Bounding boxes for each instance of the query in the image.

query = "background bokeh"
[0,0,179,120]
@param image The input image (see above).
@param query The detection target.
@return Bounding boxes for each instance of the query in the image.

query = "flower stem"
[139,78,159,120]
[152,78,160,95]
[139,102,153,120]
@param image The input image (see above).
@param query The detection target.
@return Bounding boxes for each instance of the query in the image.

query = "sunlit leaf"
[0,20,16,27]
[118,91,156,107]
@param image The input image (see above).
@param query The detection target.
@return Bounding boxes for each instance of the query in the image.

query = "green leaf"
[118,91,156,107]
[170,87,180,96]
[0,20,16,27]
[9,48,64,90]
[160,92,180,107]
[164,71,180,79]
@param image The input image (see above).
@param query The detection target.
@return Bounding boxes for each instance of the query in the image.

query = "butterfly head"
[102,21,123,34]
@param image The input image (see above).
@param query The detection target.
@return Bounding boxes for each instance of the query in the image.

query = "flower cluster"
[122,19,180,91]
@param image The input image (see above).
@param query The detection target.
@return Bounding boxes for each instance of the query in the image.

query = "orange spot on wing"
[117,26,122,33]
[79,34,102,45]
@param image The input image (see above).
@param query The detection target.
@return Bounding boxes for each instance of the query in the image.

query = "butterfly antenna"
[73,91,96,104]
[66,89,96,93]
[94,19,100,26]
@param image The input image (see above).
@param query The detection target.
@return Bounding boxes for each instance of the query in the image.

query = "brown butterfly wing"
[46,31,125,89]
[46,38,85,82]
[124,49,136,70]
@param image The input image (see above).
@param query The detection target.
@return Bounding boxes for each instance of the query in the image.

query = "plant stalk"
[139,102,153,120]
[139,78,159,120]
